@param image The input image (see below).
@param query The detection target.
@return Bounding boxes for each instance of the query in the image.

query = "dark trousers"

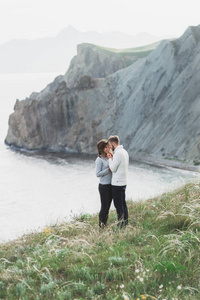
[98,184,112,227]
[112,185,128,227]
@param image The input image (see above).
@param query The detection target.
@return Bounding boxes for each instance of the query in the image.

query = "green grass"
[90,42,161,68]
[1,182,200,299]
[95,41,161,54]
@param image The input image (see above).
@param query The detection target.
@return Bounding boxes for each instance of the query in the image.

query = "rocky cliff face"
[5,25,200,162]
[63,43,155,87]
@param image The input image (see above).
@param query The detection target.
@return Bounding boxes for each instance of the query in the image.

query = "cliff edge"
[5,25,200,164]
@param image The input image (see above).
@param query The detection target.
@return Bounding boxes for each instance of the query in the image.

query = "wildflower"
[43,227,54,235]
[46,240,52,245]
[140,295,147,300]
[135,269,140,273]
[177,285,182,290]
[122,293,129,300]
[120,284,125,289]
[159,284,163,289]
[139,277,144,282]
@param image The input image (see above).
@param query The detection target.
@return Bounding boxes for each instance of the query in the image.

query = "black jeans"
[112,185,128,227]
[98,184,112,227]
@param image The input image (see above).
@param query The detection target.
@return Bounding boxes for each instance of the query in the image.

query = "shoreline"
[129,153,200,172]
[6,144,200,172]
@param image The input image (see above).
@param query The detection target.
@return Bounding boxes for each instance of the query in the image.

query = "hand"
[107,153,113,159]
[109,150,113,157]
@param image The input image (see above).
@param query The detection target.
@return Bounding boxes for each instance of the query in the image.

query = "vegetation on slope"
[93,42,161,68]
[0,182,200,299]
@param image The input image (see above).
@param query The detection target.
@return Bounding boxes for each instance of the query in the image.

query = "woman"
[95,139,112,228]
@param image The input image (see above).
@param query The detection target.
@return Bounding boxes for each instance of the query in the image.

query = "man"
[107,135,129,227]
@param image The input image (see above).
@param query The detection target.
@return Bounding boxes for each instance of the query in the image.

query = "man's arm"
[108,152,121,172]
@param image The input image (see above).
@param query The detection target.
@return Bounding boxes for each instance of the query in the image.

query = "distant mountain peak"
[59,25,80,35]
[0,26,178,74]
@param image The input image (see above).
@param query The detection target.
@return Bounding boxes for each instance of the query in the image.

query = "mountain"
[63,42,160,88]
[0,26,171,73]
[5,25,200,164]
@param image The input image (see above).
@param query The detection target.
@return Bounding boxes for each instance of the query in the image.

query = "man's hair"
[96,139,108,157]
[108,135,120,145]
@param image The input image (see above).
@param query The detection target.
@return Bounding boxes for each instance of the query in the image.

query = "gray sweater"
[95,156,112,184]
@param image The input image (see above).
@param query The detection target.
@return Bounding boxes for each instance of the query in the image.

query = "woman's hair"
[97,139,108,157]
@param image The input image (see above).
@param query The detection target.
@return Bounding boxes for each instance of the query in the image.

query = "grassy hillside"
[0,182,200,299]
[94,42,161,68]
[95,41,161,53]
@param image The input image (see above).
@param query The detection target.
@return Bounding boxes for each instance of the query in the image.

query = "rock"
[5,25,200,162]
[76,75,96,90]
[63,43,155,87]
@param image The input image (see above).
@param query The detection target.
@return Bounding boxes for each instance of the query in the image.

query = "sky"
[0,0,199,44]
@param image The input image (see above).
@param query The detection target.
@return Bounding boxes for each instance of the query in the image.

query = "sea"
[0,73,198,242]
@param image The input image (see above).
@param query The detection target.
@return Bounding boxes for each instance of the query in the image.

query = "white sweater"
[108,145,129,186]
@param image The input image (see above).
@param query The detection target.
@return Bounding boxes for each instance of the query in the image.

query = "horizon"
[0,25,177,46]
[0,0,199,45]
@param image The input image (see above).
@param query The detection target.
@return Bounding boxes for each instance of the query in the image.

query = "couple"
[95,135,129,228]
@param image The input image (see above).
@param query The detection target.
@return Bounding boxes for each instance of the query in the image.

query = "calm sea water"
[0,73,198,242]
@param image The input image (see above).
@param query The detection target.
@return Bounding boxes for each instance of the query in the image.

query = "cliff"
[63,43,157,87]
[5,25,200,163]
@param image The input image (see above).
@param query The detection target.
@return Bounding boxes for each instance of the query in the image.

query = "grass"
[95,41,161,54]
[1,182,200,299]
[91,43,161,68]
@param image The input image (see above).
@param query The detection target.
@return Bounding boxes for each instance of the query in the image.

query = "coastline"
[130,153,200,172]
[5,144,200,172]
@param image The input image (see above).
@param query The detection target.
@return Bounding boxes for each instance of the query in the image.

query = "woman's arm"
[95,158,110,177]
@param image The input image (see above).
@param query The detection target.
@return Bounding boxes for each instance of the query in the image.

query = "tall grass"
[0,182,200,299]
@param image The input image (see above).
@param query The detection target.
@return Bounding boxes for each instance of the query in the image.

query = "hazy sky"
[0,0,199,44]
